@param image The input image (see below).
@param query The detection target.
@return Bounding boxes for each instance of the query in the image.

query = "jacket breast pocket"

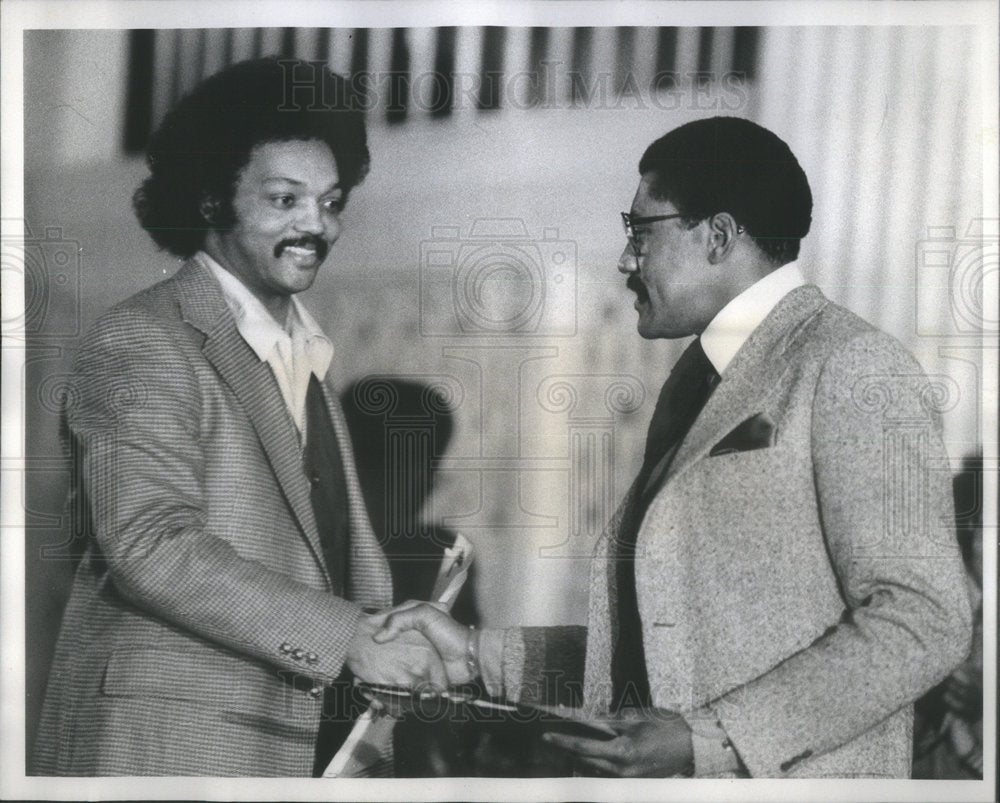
[702,445,780,466]
[707,412,778,457]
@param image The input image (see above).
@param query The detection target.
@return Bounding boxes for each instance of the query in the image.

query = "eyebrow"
[262,176,342,193]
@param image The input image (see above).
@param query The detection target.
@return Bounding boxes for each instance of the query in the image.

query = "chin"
[638,321,687,340]
[282,268,321,291]
[636,315,665,340]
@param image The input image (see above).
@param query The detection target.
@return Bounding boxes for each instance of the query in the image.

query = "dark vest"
[302,376,351,596]
[302,376,369,775]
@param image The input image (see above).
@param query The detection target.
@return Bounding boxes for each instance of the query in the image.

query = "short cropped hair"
[639,117,812,265]
[134,57,370,258]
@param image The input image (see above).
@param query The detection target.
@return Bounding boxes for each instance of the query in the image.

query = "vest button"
[309,474,321,488]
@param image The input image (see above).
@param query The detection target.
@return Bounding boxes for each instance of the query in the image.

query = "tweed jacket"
[502,285,972,778]
[33,259,392,776]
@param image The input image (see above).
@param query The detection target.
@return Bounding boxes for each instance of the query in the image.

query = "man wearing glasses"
[376,116,973,778]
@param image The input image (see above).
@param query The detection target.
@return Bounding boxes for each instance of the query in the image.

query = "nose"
[618,244,638,275]
[294,200,336,239]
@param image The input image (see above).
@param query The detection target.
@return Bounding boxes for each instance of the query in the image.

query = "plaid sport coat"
[33,259,392,776]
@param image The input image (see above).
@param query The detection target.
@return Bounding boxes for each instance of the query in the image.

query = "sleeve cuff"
[477,628,506,697]
[687,708,743,777]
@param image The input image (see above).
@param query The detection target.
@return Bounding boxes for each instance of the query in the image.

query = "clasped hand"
[361,602,696,777]
[345,601,471,689]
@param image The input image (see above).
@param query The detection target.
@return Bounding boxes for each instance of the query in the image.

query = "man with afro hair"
[33,57,445,777]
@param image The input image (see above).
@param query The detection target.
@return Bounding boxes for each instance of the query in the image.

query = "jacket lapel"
[663,285,828,486]
[171,259,330,586]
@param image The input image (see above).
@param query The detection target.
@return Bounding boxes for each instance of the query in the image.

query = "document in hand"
[322,534,474,777]
[356,683,618,741]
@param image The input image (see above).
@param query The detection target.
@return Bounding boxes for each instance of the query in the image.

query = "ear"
[706,213,743,264]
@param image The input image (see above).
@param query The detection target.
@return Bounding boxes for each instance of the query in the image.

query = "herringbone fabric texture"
[33,259,391,776]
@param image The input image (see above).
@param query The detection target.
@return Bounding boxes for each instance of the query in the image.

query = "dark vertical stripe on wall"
[386,28,410,124]
[732,27,760,80]
[615,27,635,97]
[432,27,456,118]
[315,28,330,63]
[697,27,714,79]
[479,27,506,110]
[350,28,369,108]
[169,30,183,110]
[222,28,234,66]
[280,27,296,57]
[195,29,206,81]
[656,27,678,87]
[570,28,592,103]
[528,27,549,107]
[252,27,264,58]
[350,28,368,74]
[123,29,156,152]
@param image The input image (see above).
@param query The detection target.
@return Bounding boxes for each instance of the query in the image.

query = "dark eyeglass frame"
[620,210,745,257]
[621,211,684,257]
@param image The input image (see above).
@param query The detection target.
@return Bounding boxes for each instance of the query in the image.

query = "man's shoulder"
[788,287,920,373]
[74,266,214,368]
[108,273,182,318]
[87,260,217,342]
[780,290,936,427]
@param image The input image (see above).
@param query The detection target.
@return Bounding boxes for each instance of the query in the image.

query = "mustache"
[626,275,647,298]
[274,235,329,262]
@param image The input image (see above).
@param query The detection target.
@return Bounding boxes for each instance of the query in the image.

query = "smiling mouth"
[275,237,329,265]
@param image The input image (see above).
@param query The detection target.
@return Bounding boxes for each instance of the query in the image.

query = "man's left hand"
[542,710,694,777]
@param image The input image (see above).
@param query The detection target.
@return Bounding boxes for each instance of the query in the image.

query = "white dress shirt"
[197,251,334,439]
[700,262,806,375]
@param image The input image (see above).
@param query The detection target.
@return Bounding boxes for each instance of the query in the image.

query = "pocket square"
[709,413,777,456]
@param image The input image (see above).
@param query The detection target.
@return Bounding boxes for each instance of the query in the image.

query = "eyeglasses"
[621,211,684,258]
[620,211,745,258]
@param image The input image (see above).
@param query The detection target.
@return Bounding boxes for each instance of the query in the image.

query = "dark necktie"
[610,337,720,712]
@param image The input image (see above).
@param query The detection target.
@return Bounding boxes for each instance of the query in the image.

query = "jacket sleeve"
[712,331,973,776]
[493,626,588,707]
[66,305,365,685]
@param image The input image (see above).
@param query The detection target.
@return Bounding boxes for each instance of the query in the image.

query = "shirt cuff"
[477,628,506,697]
[687,709,743,777]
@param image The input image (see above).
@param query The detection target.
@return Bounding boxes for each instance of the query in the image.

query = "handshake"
[345,602,478,691]
[341,603,698,778]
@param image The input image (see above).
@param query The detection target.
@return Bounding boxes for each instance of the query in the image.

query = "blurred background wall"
[22,25,989,749]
